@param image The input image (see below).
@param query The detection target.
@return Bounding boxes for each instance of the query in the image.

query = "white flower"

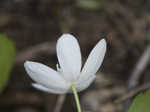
[24,34,106,94]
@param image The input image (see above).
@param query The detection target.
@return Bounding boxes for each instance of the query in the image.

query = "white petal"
[57,34,82,82]
[79,39,106,81]
[32,83,68,94]
[75,75,96,92]
[24,61,70,91]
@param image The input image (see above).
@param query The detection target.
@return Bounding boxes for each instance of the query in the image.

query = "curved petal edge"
[80,39,106,81]
[32,83,68,94]
[56,34,82,82]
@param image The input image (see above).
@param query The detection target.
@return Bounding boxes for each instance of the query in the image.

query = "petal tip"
[24,60,32,64]
[58,34,76,42]
[100,38,107,52]
[24,61,29,68]
[62,33,73,37]
[101,38,107,46]
[24,61,33,68]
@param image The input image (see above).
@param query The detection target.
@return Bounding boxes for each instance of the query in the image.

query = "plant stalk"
[71,84,82,112]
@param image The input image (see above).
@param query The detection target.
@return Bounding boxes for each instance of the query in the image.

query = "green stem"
[71,84,82,112]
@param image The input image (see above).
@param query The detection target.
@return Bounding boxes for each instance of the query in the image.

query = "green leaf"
[129,90,150,112]
[0,34,16,92]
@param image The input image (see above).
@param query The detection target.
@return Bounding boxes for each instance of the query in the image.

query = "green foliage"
[76,0,101,11]
[0,34,16,92]
[129,90,150,112]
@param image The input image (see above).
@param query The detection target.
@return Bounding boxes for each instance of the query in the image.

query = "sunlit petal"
[57,34,82,82]
[24,61,70,91]
[79,39,106,81]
